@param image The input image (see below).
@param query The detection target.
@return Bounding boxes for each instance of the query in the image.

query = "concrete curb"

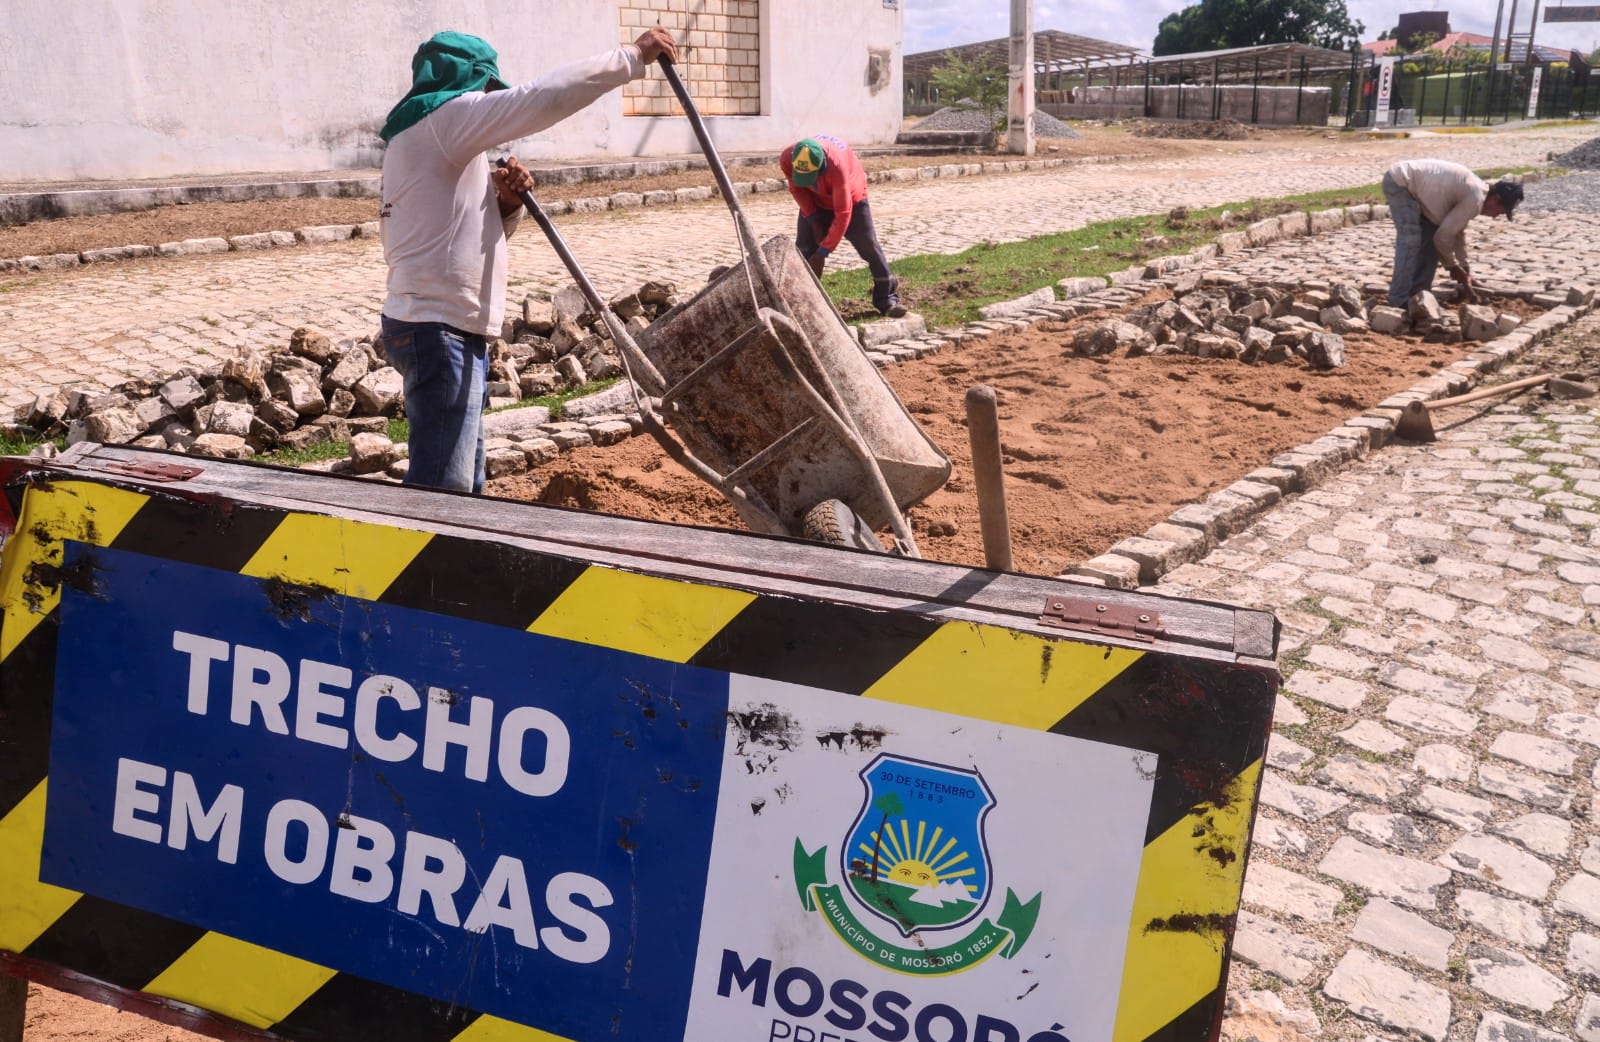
[0,153,1142,276]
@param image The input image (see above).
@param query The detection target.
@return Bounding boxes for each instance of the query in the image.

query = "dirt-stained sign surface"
[0,469,1276,1042]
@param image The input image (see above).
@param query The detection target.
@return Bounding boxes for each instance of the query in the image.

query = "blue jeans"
[1384,172,1440,307]
[380,315,487,493]
[796,200,898,310]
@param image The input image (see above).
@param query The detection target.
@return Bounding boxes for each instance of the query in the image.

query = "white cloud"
[904,0,1599,59]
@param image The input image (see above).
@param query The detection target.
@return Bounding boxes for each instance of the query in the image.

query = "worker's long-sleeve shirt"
[1387,159,1487,270]
[779,135,869,252]
[381,46,644,335]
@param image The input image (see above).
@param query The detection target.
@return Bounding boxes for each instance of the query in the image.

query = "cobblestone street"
[0,126,1592,414]
[1157,308,1600,1042]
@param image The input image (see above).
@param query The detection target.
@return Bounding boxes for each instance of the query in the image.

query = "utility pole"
[1488,0,1507,119]
[1008,0,1035,155]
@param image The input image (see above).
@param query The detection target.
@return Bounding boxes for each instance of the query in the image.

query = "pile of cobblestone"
[1069,276,1525,369]
[6,279,683,469]
[1551,134,1600,170]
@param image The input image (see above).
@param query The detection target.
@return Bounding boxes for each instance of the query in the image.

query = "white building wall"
[0,0,902,183]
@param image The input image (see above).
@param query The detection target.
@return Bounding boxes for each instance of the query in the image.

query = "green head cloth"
[380,31,509,143]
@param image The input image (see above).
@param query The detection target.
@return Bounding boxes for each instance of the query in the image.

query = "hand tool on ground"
[1394,373,1552,442]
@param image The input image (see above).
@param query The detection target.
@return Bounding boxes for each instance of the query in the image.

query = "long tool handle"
[656,56,780,303]
[1426,373,1550,411]
[498,159,666,394]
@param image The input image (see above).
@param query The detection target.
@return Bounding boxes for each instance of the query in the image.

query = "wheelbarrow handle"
[496,158,667,394]
[655,56,781,306]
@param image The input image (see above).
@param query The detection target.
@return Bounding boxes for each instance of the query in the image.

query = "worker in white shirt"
[1381,159,1523,309]
[378,27,678,493]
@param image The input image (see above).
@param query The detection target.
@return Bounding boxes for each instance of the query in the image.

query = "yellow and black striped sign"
[0,473,1275,1042]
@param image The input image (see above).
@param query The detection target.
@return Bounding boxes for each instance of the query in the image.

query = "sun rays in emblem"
[855,819,976,895]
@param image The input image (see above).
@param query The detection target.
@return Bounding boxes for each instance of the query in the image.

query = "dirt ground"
[0,125,1335,258]
[490,296,1496,577]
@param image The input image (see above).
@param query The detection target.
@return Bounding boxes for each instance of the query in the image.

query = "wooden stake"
[965,385,1014,571]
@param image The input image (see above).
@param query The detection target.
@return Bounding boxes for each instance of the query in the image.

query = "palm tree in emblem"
[868,791,905,883]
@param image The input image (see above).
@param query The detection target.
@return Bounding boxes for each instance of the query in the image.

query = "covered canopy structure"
[1136,42,1360,84]
[904,29,1145,104]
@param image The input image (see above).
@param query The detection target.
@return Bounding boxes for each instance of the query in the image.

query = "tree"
[928,51,1009,129]
[1153,0,1365,56]
[867,791,904,883]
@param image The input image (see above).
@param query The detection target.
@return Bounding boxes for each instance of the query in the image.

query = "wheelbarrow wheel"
[801,499,883,552]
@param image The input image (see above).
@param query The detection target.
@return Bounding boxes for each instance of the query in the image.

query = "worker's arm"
[1433,195,1478,271]
[816,172,854,254]
[431,30,675,164]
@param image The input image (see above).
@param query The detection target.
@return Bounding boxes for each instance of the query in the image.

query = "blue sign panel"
[43,543,730,1042]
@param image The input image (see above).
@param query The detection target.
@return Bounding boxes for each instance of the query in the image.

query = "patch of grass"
[500,377,622,421]
[1427,126,1489,135]
[1333,881,1368,917]
[259,439,352,467]
[0,432,59,457]
[1530,119,1594,129]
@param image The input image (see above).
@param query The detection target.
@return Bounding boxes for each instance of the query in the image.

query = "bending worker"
[378,27,677,493]
[780,135,905,317]
[1381,159,1523,308]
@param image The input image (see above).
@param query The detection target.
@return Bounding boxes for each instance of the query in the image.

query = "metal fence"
[1349,51,1599,127]
[909,48,1599,129]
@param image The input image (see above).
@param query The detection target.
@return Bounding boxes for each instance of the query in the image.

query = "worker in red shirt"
[780,136,905,317]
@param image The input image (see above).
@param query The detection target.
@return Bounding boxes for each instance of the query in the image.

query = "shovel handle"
[1426,373,1550,411]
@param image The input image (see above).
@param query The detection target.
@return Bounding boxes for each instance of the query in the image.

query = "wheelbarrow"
[505,57,950,556]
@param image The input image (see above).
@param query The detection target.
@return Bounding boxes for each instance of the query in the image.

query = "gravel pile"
[911,102,1082,139]
[1519,170,1600,215]
[1034,110,1083,139]
[912,102,998,133]
[1551,135,1600,170]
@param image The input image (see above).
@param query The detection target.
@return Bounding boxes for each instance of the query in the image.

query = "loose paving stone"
[1387,696,1479,737]
[1549,712,1600,747]
[1490,732,1580,776]
[1350,898,1453,970]
[1259,771,1351,821]
[1468,945,1572,1013]
[1339,720,1409,755]
[1440,834,1558,901]
[1456,889,1550,948]
[1578,995,1600,1042]
[1416,784,1496,830]
[1573,933,1600,980]
[1266,731,1314,774]
[1558,874,1600,928]
[1322,949,1452,1042]
[1253,815,1313,856]
[1243,860,1343,922]
[1317,754,1413,801]
[1349,811,1433,851]
[1492,812,1573,858]
[1232,909,1330,984]
[1319,837,1451,910]
[1477,762,1574,812]
[1415,744,1474,782]
[1288,669,1370,711]
[1380,662,1477,704]
[1476,1010,1576,1042]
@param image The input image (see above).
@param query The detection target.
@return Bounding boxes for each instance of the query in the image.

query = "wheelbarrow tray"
[635,235,951,534]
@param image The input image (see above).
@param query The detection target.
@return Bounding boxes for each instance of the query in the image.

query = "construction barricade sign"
[0,451,1278,1042]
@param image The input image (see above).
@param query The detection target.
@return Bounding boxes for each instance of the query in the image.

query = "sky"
[904,0,1600,60]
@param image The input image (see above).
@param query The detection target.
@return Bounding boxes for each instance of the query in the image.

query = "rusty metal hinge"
[1040,595,1165,643]
[104,460,203,483]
